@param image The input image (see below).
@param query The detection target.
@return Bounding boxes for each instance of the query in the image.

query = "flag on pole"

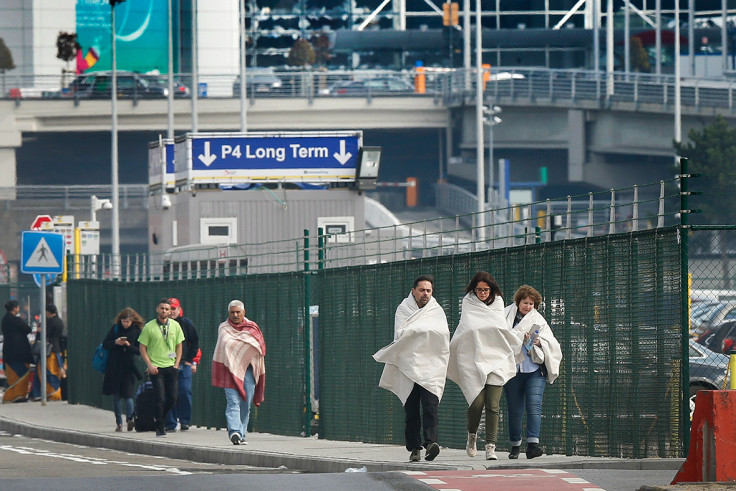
[76,46,99,74]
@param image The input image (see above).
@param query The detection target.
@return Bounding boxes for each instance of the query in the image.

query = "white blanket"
[373,293,450,404]
[447,294,523,405]
[505,304,563,384]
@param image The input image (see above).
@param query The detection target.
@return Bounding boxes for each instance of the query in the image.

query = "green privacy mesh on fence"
[66,272,306,437]
[62,227,684,457]
[318,227,684,458]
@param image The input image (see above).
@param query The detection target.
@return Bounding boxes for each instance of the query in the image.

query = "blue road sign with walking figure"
[21,231,64,274]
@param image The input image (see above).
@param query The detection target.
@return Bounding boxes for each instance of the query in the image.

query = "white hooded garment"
[447,294,524,406]
[372,293,450,405]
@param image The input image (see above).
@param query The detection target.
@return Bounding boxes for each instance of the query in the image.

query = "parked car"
[696,320,736,354]
[689,339,730,419]
[232,68,283,96]
[689,301,736,338]
[67,71,169,99]
[140,74,190,98]
[322,76,415,96]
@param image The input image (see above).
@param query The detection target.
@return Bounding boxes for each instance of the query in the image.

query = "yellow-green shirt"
[138,318,184,368]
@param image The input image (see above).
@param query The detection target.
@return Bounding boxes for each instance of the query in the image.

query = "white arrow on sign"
[333,140,352,166]
[198,141,217,167]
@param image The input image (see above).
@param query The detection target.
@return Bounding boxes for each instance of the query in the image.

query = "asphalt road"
[0,431,429,491]
[0,430,682,490]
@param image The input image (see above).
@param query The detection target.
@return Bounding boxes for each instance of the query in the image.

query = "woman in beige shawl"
[447,272,523,460]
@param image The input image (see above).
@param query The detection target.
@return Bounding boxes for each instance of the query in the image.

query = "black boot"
[526,442,543,459]
[509,445,520,459]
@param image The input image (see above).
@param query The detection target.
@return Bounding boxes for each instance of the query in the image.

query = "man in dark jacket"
[165,298,200,431]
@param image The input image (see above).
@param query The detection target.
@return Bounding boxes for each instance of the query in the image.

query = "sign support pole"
[40,274,47,405]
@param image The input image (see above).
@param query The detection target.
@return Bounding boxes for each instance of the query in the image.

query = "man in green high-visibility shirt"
[139,298,185,437]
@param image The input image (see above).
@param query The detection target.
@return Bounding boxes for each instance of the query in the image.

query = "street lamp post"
[109,0,124,278]
[474,0,485,242]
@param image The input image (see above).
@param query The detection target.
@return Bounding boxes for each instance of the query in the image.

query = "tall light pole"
[109,0,124,276]
[167,0,174,139]
[191,0,199,132]
[463,0,470,91]
[239,0,247,132]
[675,0,682,149]
[474,0,485,242]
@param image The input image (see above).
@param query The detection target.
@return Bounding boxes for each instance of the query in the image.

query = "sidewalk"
[0,400,684,474]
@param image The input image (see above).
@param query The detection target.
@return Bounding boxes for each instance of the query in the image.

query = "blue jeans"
[504,369,546,446]
[113,394,135,426]
[224,366,256,439]
[165,364,193,429]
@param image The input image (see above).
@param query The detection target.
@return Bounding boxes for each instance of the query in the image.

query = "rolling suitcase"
[134,378,157,432]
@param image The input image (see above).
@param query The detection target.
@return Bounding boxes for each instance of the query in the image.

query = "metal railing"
[0,184,148,211]
[69,178,680,281]
[6,68,736,113]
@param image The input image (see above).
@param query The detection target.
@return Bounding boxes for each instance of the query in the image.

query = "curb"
[0,416,459,473]
[0,415,686,474]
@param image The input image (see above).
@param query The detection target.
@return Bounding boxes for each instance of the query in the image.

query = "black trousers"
[150,366,178,430]
[404,383,439,451]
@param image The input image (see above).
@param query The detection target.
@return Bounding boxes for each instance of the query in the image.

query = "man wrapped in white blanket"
[373,275,449,463]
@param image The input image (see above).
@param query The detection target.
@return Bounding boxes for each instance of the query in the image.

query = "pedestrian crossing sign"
[21,231,64,274]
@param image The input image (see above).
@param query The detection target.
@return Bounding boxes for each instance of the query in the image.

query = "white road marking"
[562,477,590,483]
[0,445,192,475]
[419,478,447,484]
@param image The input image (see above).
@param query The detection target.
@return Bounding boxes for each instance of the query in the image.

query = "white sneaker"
[485,443,498,460]
[466,432,477,457]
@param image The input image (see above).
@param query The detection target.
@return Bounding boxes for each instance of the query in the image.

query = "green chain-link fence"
[66,272,306,436]
[686,226,736,419]
[318,226,683,458]
[61,226,684,457]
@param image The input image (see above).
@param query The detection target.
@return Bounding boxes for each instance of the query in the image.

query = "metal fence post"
[679,158,690,455]
[317,227,325,270]
[303,229,312,437]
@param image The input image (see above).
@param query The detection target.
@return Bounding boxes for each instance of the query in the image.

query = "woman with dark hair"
[447,272,523,460]
[2,300,34,403]
[102,307,144,431]
[503,285,562,459]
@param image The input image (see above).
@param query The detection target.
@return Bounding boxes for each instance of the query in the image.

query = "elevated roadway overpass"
[3,69,736,195]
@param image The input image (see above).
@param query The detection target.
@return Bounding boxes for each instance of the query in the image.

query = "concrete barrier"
[672,390,736,483]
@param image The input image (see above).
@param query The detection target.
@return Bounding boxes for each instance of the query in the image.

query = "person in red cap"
[165,297,200,432]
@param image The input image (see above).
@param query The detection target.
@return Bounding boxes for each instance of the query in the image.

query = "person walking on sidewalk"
[373,275,450,462]
[165,298,200,432]
[138,299,184,437]
[447,272,523,460]
[504,285,562,459]
[102,307,144,432]
[2,300,34,403]
[212,300,266,445]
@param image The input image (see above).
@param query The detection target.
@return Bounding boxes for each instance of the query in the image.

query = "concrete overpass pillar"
[567,109,585,182]
[0,102,21,199]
